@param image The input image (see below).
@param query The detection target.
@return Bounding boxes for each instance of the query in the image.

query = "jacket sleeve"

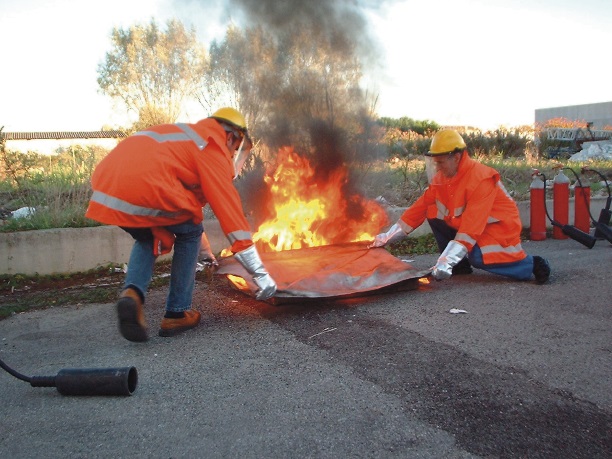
[195,145,254,253]
[399,186,435,232]
[454,177,498,251]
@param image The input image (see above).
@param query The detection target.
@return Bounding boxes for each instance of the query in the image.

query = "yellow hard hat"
[210,107,248,132]
[426,129,467,156]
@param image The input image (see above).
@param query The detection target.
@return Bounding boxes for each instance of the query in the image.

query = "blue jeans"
[428,218,534,281]
[123,221,203,312]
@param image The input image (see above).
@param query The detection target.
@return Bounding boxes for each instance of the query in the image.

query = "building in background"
[1,130,126,154]
[535,101,612,129]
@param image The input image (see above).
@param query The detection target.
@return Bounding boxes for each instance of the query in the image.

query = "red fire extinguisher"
[573,172,591,234]
[529,170,546,241]
[553,167,570,239]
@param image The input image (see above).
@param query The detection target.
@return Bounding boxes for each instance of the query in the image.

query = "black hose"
[569,167,612,243]
[539,172,597,248]
[585,168,611,198]
[563,167,598,224]
[0,356,31,383]
[538,172,557,224]
[1,355,138,395]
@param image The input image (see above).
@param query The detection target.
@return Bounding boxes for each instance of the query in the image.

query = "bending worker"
[370,129,551,284]
[86,108,276,342]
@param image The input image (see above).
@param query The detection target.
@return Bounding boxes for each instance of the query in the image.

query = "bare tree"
[197,26,277,140]
[97,18,208,128]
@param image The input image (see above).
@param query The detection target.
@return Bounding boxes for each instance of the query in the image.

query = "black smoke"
[226,0,387,65]
[173,0,394,222]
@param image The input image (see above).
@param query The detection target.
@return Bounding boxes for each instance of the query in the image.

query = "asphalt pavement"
[0,237,610,458]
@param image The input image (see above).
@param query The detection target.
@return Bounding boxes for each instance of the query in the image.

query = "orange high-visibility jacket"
[86,119,253,253]
[399,153,527,265]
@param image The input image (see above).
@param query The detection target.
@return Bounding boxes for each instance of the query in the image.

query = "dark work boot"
[452,259,473,275]
[116,287,148,342]
[533,256,551,284]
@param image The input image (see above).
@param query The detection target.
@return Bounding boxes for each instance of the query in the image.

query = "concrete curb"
[1,198,607,275]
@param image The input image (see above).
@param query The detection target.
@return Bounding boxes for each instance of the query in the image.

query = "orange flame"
[227,274,248,290]
[253,147,388,252]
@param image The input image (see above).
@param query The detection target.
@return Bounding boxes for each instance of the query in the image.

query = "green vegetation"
[377,116,440,136]
[2,125,611,233]
[0,266,120,319]
[0,262,175,320]
[386,233,439,257]
[0,142,107,232]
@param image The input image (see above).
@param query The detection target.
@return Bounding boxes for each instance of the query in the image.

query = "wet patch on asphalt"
[261,304,612,459]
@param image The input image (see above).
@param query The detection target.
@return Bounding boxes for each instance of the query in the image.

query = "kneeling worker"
[370,129,551,284]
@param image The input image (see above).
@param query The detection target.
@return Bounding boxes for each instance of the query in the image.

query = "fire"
[253,147,388,252]
[226,274,248,291]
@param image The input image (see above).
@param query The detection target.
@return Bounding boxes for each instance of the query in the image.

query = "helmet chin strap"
[233,136,248,179]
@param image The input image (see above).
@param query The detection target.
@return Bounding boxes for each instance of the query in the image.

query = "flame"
[227,274,248,290]
[253,147,388,252]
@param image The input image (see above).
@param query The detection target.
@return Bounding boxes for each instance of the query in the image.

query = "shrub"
[0,143,108,232]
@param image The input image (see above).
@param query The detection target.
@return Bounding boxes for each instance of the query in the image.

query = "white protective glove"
[432,240,468,280]
[233,245,277,300]
[368,222,409,248]
[198,232,219,267]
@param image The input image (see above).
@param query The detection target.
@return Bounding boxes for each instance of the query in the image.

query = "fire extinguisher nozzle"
[29,367,138,396]
[594,222,612,244]
[54,367,138,396]
[594,208,611,240]
[560,224,597,249]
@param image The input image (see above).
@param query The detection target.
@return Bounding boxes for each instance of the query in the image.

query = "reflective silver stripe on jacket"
[480,242,524,255]
[455,232,476,246]
[176,123,207,150]
[90,191,186,218]
[228,229,253,244]
[435,200,449,219]
[440,204,500,223]
[132,123,208,151]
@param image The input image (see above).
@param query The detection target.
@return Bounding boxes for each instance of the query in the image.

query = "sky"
[1,0,611,132]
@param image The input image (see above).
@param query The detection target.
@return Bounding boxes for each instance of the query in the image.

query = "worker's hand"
[198,253,219,268]
[199,232,219,267]
[234,245,277,300]
[431,240,468,281]
[151,227,176,256]
[367,222,409,248]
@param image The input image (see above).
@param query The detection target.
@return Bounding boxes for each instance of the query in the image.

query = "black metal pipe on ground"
[30,367,138,396]
[2,356,138,397]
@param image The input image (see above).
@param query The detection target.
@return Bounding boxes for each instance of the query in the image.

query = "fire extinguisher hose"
[563,167,597,224]
[580,167,612,243]
[539,172,597,248]
[0,356,31,383]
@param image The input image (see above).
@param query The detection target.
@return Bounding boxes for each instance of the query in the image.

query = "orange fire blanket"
[217,242,431,302]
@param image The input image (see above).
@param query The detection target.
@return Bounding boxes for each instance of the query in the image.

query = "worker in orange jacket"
[370,129,551,284]
[86,108,276,342]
